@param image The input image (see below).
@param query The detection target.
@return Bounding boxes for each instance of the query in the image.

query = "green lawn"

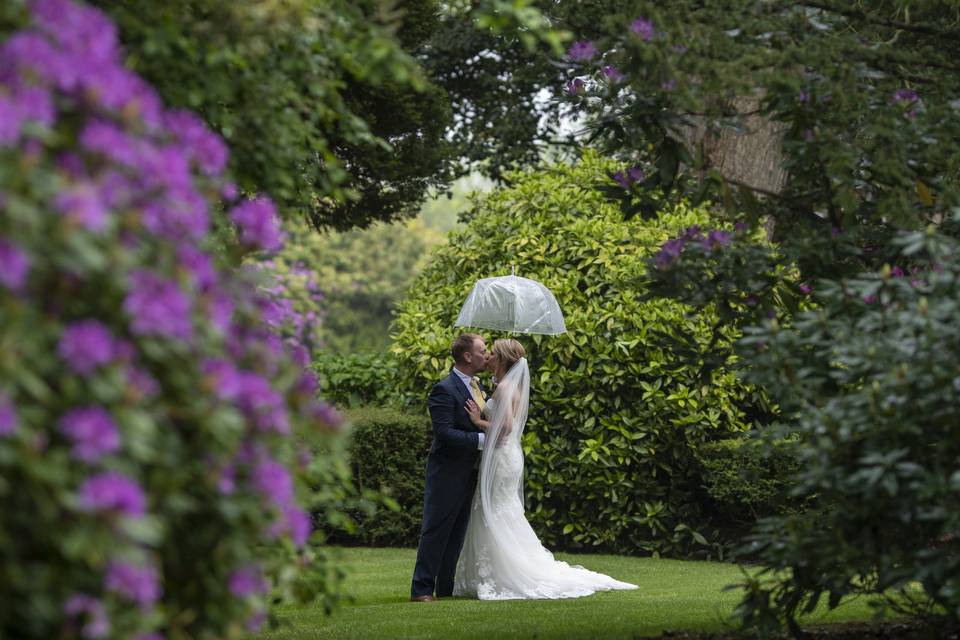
[264,547,886,639]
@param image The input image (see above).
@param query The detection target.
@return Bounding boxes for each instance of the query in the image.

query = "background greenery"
[697,437,803,532]
[391,152,768,558]
[255,173,481,360]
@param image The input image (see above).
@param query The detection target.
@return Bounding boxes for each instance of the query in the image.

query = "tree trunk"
[677,93,788,239]
[680,94,789,197]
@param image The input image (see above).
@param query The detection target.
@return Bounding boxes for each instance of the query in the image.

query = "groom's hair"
[451,333,481,364]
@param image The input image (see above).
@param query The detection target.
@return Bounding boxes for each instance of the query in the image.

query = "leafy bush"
[313,352,410,410]
[730,225,960,633]
[697,438,802,528]
[0,3,346,638]
[334,407,432,547]
[265,217,446,356]
[392,151,762,558]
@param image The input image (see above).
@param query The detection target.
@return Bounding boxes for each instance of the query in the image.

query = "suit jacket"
[422,370,485,519]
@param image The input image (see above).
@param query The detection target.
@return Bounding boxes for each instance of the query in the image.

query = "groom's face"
[465,337,489,373]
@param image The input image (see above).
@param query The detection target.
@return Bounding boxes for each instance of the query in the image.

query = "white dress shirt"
[453,367,486,450]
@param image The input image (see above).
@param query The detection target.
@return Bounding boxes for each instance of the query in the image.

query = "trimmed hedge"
[337,407,432,547]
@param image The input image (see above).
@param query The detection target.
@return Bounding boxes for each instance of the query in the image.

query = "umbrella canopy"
[454,274,567,335]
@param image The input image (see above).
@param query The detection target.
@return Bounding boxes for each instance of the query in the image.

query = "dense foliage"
[331,407,433,548]
[393,153,762,558]
[313,352,408,410]
[728,225,960,634]
[0,2,347,637]
[559,2,960,269]
[697,438,801,530]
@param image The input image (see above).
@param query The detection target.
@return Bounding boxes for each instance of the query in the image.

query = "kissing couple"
[410,333,637,601]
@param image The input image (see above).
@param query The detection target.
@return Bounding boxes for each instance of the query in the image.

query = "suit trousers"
[410,469,478,597]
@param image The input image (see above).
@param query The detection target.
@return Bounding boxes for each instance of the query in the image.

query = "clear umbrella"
[454,270,566,335]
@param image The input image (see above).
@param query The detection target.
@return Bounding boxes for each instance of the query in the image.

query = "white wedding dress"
[453,358,637,600]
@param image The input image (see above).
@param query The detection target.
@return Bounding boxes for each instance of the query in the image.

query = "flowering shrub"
[557,6,960,261]
[643,222,803,380]
[246,251,325,370]
[0,2,345,638]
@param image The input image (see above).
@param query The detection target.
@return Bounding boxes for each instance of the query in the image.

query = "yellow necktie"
[468,378,487,413]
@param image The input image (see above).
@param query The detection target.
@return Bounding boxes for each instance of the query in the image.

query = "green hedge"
[391,151,765,558]
[335,407,432,547]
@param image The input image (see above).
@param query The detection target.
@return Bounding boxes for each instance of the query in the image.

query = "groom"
[410,333,489,601]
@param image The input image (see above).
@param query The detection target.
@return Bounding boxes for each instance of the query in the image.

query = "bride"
[454,338,637,600]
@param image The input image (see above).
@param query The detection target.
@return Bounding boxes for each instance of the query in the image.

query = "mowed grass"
[263,547,886,639]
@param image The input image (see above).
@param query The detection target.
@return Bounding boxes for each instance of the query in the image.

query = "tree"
[559,2,960,275]
[81,0,450,230]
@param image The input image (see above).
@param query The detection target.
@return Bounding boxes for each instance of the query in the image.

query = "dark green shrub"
[392,151,763,558]
[335,407,432,547]
[731,227,960,631]
[698,438,802,526]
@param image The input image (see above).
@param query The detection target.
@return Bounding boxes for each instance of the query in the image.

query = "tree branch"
[797,1,960,41]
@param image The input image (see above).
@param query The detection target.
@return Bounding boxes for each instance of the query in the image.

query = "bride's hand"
[465,399,484,429]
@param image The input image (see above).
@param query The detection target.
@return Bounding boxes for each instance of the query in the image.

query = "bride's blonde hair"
[492,338,526,370]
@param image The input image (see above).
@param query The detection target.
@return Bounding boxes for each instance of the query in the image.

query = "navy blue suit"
[410,370,484,598]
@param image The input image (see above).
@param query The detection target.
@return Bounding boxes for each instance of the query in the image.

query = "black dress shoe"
[410,595,436,602]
